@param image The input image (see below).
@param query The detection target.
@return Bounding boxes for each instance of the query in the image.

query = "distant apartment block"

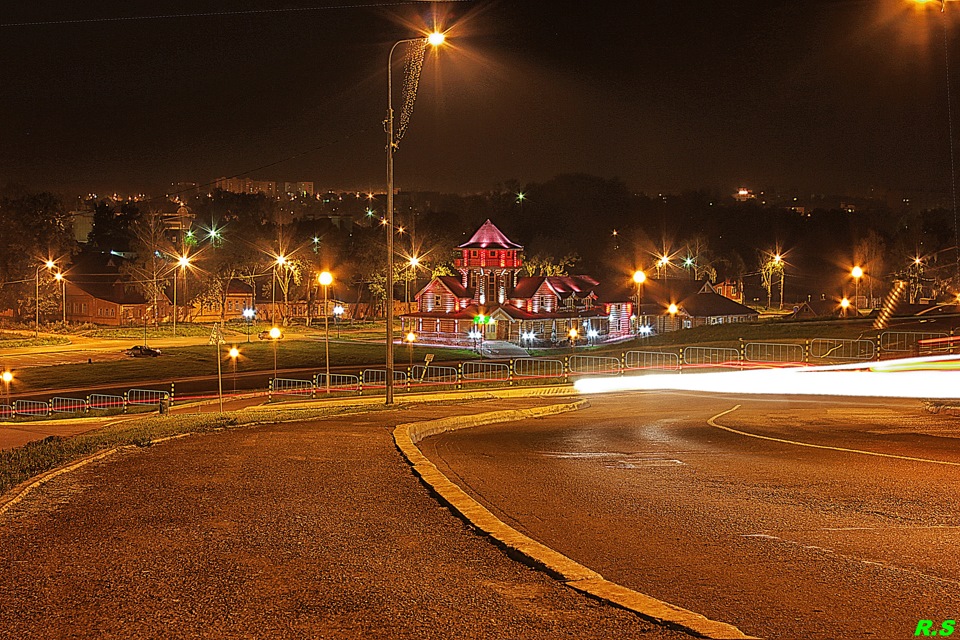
[283,181,315,197]
[214,177,314,198]
[214,177,278,197]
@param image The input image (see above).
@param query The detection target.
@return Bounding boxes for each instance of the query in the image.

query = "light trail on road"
[575,354,960,399]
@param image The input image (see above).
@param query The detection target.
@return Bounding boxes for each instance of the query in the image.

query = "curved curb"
[394,402,758,640]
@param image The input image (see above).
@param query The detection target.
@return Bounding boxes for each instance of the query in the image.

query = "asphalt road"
[0,398,693,639]
[419,391,960,639]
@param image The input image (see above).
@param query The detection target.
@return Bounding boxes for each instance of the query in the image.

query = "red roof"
[458,219,523,250]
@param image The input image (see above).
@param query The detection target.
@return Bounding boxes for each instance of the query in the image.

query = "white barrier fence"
[313,373,361,392]
[51,397,87,414]
[513,358,565,378]
[811,338,875,361]
[881,331,948,353]
[569,355,621,375]
[744,342,804,364]
[624,350,681,372]
[126,388,170,406]
[88,394,125,411]
[684,346,740,366]
[411,365,459,384]
[462,362,510,381]
[272,377,314,397]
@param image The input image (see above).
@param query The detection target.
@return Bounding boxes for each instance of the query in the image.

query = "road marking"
[708,405,960,467]
[741,532,960,588]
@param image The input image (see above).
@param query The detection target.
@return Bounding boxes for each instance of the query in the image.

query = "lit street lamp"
[405,330,416,369]
[172,255,190,337]
[632,270,646,333]
[407,256,420,314]
[54,271,65,325]
[385,30,446,405]
[333,304,344,338]
[273,255,287,326]
[269,326,282,382]
[243,308,255,342]
[1,370,12,405]
[318,271,333,394]
[35,259,55,337]
[841,297,851,318]
[851,265,864,315]
[229,346,240,395]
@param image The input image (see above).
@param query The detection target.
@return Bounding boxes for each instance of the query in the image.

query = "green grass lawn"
[10,338,477,392]
[0,331,71,349]
[5,316,939,394]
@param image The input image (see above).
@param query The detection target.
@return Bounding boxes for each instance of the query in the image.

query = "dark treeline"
[1,174,955,322]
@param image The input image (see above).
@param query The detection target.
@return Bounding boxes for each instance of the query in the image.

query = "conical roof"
[458,219,523,250]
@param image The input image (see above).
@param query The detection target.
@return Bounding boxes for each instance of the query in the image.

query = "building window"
[489,250,496,257]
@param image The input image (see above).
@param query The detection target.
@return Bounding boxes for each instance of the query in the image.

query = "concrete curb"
[394,402,758,640]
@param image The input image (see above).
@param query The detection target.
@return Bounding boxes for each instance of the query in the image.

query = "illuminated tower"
[455,220,523,305]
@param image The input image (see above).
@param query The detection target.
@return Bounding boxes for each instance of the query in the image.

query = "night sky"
[1,0,958,197]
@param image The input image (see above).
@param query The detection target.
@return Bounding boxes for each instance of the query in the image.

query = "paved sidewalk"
[0,399,691,639]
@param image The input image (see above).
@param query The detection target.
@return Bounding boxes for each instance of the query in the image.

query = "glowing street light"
[385,29,447,405]
[172,254,191,337]
[405,330,416,368]
[35,259,56,337]
[318,271,333,394]
[269,326,282,382]
[243,308,255,342]
[1,370,12,404]
[851,265,864,315]
[273,254,288,325]
[632,270,646,333]
[229,346,240,396]
[53,272,66,325]
[841,297,851,318]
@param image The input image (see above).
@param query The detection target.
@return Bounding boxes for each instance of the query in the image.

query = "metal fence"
[14,400,49,417]
[410,365,459,384]
[361,369,409,387]
[513,358,565,379]
[313,373,361,392]
[810,338,875,361]
[462,361,510,381]
[744,342,804,364]
[569,355,621,375]
[624,350,681,372]
[10,327,960,422]
[683,346,740,366]
[881,331,948,353]
[88,393,125,411]
[126,388,170,406]
[51,396,87,414]
[272,377,314,397]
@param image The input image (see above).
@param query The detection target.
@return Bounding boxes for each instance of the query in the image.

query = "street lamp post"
[269,326,282,383]
[273,255,286,326]
[405,331,416,369]
[229,347,239,396]
[851,265,864,316]
[173,255,190,337]
[385,30,446,406]
[35,260,55,337]
[632,270,646,333]
[334,305,344,338]
[841,297,851,318]
[243,308,255,342]
[407,256,420,314]
[319,271,333,394]
[1,370,11,405]
[54,272,65,325]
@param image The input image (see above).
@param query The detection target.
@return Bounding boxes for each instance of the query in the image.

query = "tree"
[122,210,173,325]
[0,191,75,320]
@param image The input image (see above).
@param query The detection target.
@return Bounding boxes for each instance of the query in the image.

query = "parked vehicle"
[125,345,161,357]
